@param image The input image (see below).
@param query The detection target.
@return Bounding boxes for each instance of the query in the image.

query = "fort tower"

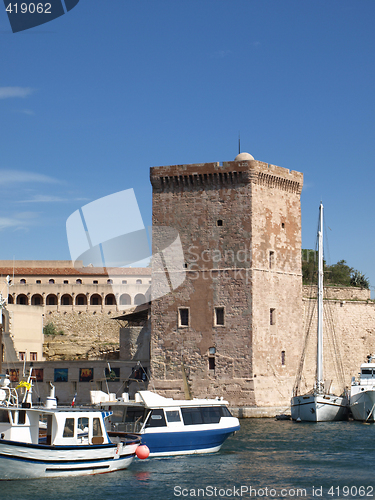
[150,154,304,406]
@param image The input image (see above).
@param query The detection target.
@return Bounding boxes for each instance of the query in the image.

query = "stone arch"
[75,294,87,306]
[31,294,43,306]
[119,293,131,306]
[105,294,116,306]
[46,294,58,306]
[134,293,146,306]
[90,294,102,306]
[16,294,28,305]
[7,295,14,304]
[61,294,73,306]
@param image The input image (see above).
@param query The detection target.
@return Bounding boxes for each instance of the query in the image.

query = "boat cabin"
[354,362,375,386]
[0,407,111,446]
[97,391,235,433]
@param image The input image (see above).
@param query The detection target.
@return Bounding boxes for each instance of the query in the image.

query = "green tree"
[302,250,370,289]
[325,260,353,286]
[301,249,319,285]
[43,322,64,336]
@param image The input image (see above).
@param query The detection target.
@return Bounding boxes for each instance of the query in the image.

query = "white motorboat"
[350,356,375,422]
[0,374,143,480]
[291,203,349,422]
[91,389,240,457]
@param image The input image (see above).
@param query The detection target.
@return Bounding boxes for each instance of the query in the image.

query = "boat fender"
[136,445,150,460]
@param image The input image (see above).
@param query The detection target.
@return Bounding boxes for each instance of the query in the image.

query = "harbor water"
[2,418,375,500]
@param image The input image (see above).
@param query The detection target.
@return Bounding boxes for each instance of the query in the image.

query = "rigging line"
[321,208,347,389]
[295,238,321,396]
[323,210,332,271]
[324,291,346,386]
[323,303,340,390]
[293,300,316,396]
[323,296,346,389]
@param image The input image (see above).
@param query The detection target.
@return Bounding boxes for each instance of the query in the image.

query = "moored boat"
[350,356,375,422]
[291,203,349,422]
[0,374,143,480]
[91,389,240,457]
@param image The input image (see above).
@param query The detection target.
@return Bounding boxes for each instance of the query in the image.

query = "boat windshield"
[108,405,148,433]
[145,409,167,428]
[181,405,231,425]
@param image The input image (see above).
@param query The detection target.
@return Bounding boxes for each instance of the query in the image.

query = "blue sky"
[0,1,374,292]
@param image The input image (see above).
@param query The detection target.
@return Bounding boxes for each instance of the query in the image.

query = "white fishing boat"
[0,374,144,480]
[350,355,375,422]
[291,203,349,422]
[91,389,240,457]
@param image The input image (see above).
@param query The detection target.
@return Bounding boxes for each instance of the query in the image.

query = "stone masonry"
[150,154,304,406]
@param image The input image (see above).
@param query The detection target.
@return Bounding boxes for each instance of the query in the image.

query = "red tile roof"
[0,267,152,277]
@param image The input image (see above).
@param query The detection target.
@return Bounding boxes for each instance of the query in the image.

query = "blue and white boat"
[0,375,142,480]
[91,390,240,457]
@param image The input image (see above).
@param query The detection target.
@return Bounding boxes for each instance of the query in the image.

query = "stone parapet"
[303,285,371,301]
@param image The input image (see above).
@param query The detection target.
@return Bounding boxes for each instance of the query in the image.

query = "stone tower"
[150,153,304,406]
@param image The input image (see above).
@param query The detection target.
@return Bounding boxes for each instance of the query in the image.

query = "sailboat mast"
[316,202,324,393]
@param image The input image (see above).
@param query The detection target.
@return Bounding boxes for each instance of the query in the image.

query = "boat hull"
[291,394,349,422]
[0,439,139,480]
[350,390,375,422]
[110,423,240,457]
[141,424,240,457]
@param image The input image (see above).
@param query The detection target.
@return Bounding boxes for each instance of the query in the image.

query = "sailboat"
[291,203,349,422]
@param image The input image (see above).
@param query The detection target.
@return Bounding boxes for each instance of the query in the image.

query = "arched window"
[31,294,43,306]
[76,279,82,285]
[90,294,102,306]
[75,294,87,306]
[46,294,57,306]
[136,279,142,285]
[49,279,55,284]
[16,294,28,305]
[119,294,131,306]
[20,278,26,284]
[61,294,73,306]
[105,294,116,306]
[134,293,146,306]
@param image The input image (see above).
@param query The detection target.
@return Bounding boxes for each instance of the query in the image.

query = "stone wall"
[303,285,371,301]
[119,318,150,363]
[43,311,120,360]
[250,161,303,406]
[297,297,375,396]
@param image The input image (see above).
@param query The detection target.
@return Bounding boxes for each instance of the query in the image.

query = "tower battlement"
[150,159,303,194]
